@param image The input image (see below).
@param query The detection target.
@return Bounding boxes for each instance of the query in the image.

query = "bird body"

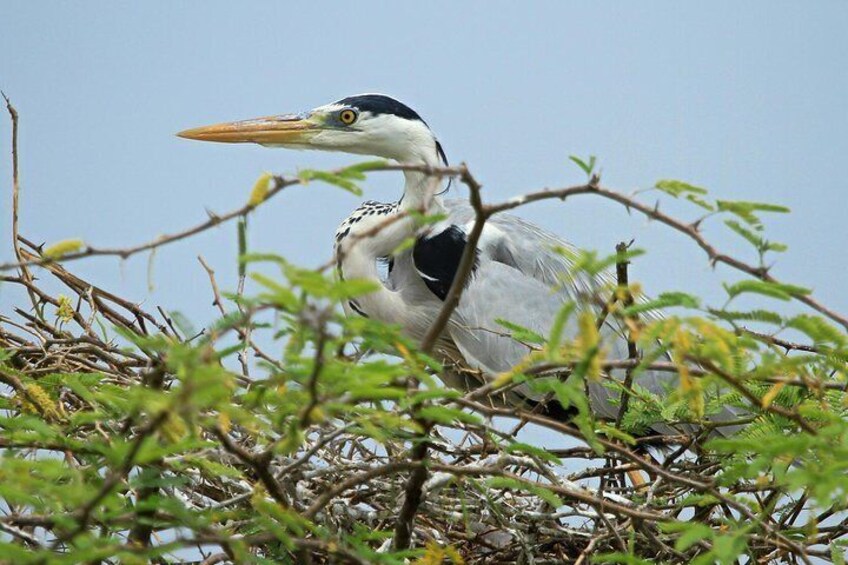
[333,195,645,423]
[179,93,741,436]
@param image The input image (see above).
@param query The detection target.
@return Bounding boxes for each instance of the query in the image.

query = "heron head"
[178,93,447,167]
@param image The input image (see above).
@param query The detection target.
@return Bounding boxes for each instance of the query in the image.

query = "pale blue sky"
[2,2,847,327]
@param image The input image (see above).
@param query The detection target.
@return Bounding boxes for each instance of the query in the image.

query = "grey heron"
[178,93,738,437]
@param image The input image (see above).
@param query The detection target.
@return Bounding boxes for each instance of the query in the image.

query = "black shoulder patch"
[412,225,478,301]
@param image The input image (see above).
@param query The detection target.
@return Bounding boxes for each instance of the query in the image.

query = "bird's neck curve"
[394,135,445,214]
[335,203,414,325]
[400,169,445,214]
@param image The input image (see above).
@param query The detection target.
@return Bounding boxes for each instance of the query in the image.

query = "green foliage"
[717,199,790,229]
[42,238,85,259]
[298,161,388,196]
[654,179,714,210]
[1,165,846,564]
[724,279,811,302]
[568,154,597,177]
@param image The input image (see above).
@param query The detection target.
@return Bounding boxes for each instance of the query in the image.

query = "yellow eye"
[339,109,358,125]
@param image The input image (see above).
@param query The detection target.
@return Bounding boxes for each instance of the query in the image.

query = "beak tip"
[176,128,199,140]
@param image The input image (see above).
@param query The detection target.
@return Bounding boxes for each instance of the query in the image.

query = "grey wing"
[442,199,614,300]
[441,199,744,434]
[449,260,564,375]
[441,200,639,411]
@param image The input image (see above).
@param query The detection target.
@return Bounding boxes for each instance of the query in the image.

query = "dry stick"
[0,164,462,274]
[1,159,842,334]
[393,165,486,550]
[299,323,327,428]
[307,459,667,523]
[18,244,171,337]
[613,240,640,430]
[197,255,283,372]
[454,398,811,561]
[419,165,486,353]
[53,409,170,546]
[692,356,817,434]
[529,358,846,391]
[212,426,290,508]
[0,174,301,272]
[740,328,823,354]
[3,92,40,315]
[127,366,166,549]
[486,183,848,331]
[608,241,650,492]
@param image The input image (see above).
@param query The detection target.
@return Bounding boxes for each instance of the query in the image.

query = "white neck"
[336,207,416,325]
[400,169,445,213]
[395,131,445,214]
[354,114,445,213]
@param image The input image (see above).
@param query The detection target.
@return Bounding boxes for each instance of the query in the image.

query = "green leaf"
[655,179,708,197]
[339,159,390,174]
[43,238,85,259]
[708,308,783,326]
[417,406,481,425]
[833,542,846,565]
[568,154,596,177]
[504,442,562,464]
[717,200,790,228]
[725,219,787,255]
[622,292,700,315]
[723,280,811,302]
[238,218,248,278]
[251,272,299,310]
[660,521,714,551]
[711,531,749,564]
[597,423,636,445]
[299,169,363,195]
[168,310,197,339]
[786,314,846,346]
[248,171,273,206]
[686,193,715,211]
[495,318,546,345]
[547,302,576,353]
[487,477,563,508]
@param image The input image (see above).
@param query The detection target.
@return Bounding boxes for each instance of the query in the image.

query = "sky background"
[2,2,847,334]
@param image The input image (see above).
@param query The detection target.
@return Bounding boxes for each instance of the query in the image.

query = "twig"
[197,255,283,372]
[486,183,848,331]
[0,174,301,272]
[54,409,170,545]
[3,92,40,314]
[212,426,290,508]
[612,240,639,430]
[420,164,487,353]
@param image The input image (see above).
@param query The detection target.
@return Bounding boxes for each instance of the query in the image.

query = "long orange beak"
[177,113,320,146]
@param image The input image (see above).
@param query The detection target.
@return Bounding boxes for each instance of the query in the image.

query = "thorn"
[589,172,601,188]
